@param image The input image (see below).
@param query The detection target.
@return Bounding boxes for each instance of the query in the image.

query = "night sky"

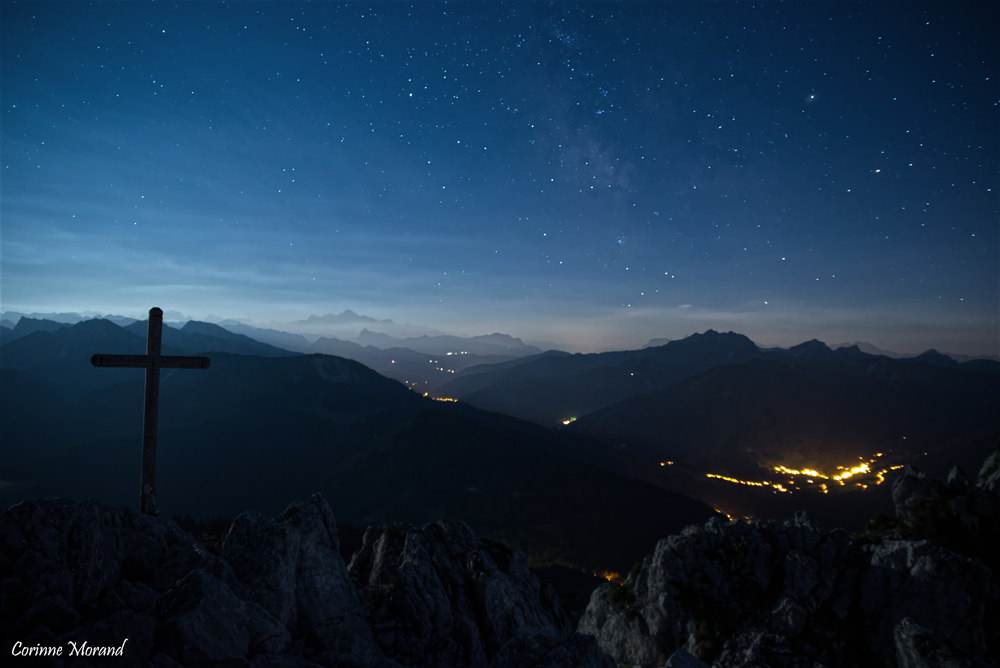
[2,1,997,353]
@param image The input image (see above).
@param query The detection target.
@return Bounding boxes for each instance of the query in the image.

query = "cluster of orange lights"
[593,570,623,584]
[706,474,791,493]
[421,393,457,402]
[705,453,905,494]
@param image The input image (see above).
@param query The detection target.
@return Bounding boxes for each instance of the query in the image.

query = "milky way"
[2,2,996,353]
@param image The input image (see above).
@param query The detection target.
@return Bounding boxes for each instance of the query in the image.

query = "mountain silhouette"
[566,355,999,529]
[439,330,764,425]
[1,320,714,571]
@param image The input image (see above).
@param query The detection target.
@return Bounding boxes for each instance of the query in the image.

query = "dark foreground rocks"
[4,451,997,668]
[579,455,1000,668]
[1,494,612,668]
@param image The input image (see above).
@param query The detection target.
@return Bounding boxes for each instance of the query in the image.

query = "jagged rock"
[0,497,228,628]
[280,494,379,655]
[487,627,564,668]
[771,597,808,638]
[223,511,301,629]
[874,546,990,661]
[713,628,802,668]
[486,627,615,668]
[664,647,710,667]
[154,568,250,667]
[19,593,80,636]
[978,449,1000,493]
[249,658,326,668]
[108,503,237,593]
[56,609,156,665]
[150,652,186,668]
[349,521,572,667]
[22,623,58,649]
[314,652,408,668]
[783,550,818,598]
[892,467,939,523]
[894,617,972,668]
[1,495,614,668]
[245,598,293,655]
[579,581,664,667]
[0,499,123,613]
[113,578,158,613]
[580,505,994,668]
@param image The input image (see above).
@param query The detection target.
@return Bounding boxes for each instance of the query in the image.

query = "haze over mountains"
[5,309,997,361]
[0,316,712,572]
[2,309,997,562]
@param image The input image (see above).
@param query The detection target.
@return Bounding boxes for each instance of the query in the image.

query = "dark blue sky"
[2,1,997,353]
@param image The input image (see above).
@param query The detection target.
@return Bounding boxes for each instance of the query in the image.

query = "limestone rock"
[245,598,293,655]
[487,627,614,668]
[280,494,379,655]
[664,647,711,667]
[154,568,250,667]
[0,495,614,668]
[56,608,156,665]
[580,504,994,668]
[0,498,123,612]
[223,510,301,629]
[977,449,1000,494]
[19,593,81,637]
[349,521,571,667]
[894,617,974,668]
[892,467,939,523]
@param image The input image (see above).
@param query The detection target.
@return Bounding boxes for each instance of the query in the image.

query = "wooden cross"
[91,307,210,515]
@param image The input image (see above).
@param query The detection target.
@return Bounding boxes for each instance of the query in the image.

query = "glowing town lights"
[561,417,577,425]
[659,461,674,466]
[707,473,767,487]
[875,465,905,484]
[774,465,828,479]
[832,463,870,481]
[706,474,788,492]
[433,397,457,402]
[707,453,903,497]
[593,570,622,584]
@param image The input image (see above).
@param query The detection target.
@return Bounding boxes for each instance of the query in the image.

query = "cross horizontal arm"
[91,354,148,368]
[161,356,211,369]
[91,354,211,369]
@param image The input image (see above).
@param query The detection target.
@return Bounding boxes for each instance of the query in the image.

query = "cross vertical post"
[91,306,210,515]
[140,307,163,515]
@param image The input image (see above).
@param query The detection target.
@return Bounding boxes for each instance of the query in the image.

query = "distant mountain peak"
[677,330,759,349]
[643,337,673,349]
[789,339,830,352]
[912,349,959,366]
[304,311,386,325]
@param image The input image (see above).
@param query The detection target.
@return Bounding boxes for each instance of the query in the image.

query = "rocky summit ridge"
[1,494,611,668]
[2,451,997,668]
[580,452,1000,668]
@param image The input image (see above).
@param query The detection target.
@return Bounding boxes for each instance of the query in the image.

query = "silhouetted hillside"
[439,330,764,425]
[124,319,299,358]
[567,354,1000,529]
[1,322,715,571]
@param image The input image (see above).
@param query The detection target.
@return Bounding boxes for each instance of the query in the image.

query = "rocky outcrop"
[579,457,1000,668]
[1,495,610,667]
[345,521,589,667]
